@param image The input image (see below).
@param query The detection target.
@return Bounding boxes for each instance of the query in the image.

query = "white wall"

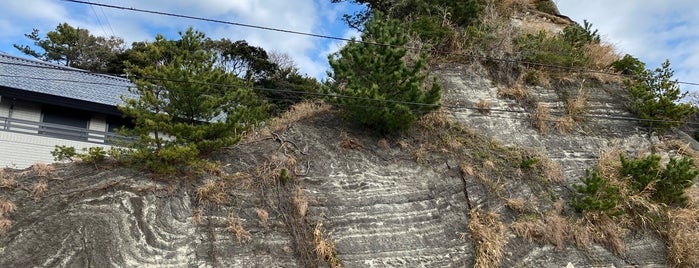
[0,98,114,169]
[0,131,112,169]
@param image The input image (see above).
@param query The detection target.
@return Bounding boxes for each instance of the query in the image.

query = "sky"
[556,0,699,93]
[0,1,697,93]
[0,0,361,80]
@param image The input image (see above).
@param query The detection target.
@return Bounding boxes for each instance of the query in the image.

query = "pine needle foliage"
[624,60,696,131]
[328,15,442,134]
[573,170,622,215]
[620,154,699,206]
[120,28,267,174]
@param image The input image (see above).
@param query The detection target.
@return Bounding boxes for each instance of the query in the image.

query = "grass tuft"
[0,218,11,235]
[469,209,507,268]
[313,223,342,268]
[196,180,228,205]
[31,163,54,177]
[0,200,16,216]
[226,212,251,243]
[257,208,269,227]
[531,103,551,134]
[665,208,699,267]
[32,180,48,201]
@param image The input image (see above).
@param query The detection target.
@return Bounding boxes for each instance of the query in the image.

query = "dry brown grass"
[293,187,309,218]
[338,132,363,150]
[597,147,624,181]
[418,108,452,129]
[665,207,699,267]
[269,101,331,133]
[412,144,428,163]
[192,208,202,225]
[0,218,11,235]
[196,180,228,205]
[460,164,475,177]
[0,200,16,216]
[521,69,551,88]
[469,209,507,268]
[483,160,496,170]
[226,212,251,243]
[31,163,54,177]
[583,42,620,70]
[565,86,589,121]
[658,139,699,163]
[540,156,563,183]
[257,208,269,227]
[511,211,596,250]
[553,116,574,134]
[475,100,493,115]
[498,84,533,104]
[531,103,551,134]
[506,197,527,213]
[0,170,17,189]
[377,138,390,149]
[585,212,626,255]
[313,223,342,268]
[244,101,331,140]
[32,180,48,201]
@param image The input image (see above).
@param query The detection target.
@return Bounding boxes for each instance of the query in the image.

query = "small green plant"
[516,31,589,67]
[520,157,539,170]
[620,154,661,193]
[79,147,107,163]
[611,54,645,75]
[535,0,558,14]
[278,168,292,184]
[561,20,601,48]
[51,145,77,162]
[572,170,622,214]
[621,154,699,206]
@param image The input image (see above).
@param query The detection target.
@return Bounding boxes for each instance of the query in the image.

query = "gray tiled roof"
[0,53,134,107]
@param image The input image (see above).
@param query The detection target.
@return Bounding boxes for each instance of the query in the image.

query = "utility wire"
[2,72,698,127]
[61,0,699,88]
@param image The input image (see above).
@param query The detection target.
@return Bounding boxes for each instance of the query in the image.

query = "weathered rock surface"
[0,65,679,267]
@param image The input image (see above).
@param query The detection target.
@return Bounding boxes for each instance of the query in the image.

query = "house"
[0,53,134,168]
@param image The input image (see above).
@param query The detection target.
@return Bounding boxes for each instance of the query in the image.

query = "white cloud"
[556,0,699,92]
[0,0,355,79]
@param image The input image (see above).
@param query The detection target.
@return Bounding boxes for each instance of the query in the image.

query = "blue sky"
[0,0,362,79]
[0,1,697,93]
[556,0,699,93]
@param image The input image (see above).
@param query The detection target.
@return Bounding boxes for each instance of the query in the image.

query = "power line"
[61,0,699,88]
[87,0,109,38]
[2,72,698,127]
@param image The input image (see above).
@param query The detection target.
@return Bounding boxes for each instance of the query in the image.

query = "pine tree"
[626,60,696,130]
[572,169,621,214]
[119,28,267,173]
[328,14,442,134]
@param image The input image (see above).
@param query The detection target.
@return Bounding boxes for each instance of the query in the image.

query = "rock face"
[0,65,679,267]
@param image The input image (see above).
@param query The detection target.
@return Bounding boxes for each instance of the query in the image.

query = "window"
[40,105,89,141]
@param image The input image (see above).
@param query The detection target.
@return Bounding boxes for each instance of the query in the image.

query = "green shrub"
[516,31,589,67]
[51,145,77,162]
[535,0,559,14]
[611,54,646,75]
[621,154,699,206]
[561,20,600,47]
[409,16,455,45]
[520,157,539,170]
[572,170,622,214]
[79,147,107,163]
